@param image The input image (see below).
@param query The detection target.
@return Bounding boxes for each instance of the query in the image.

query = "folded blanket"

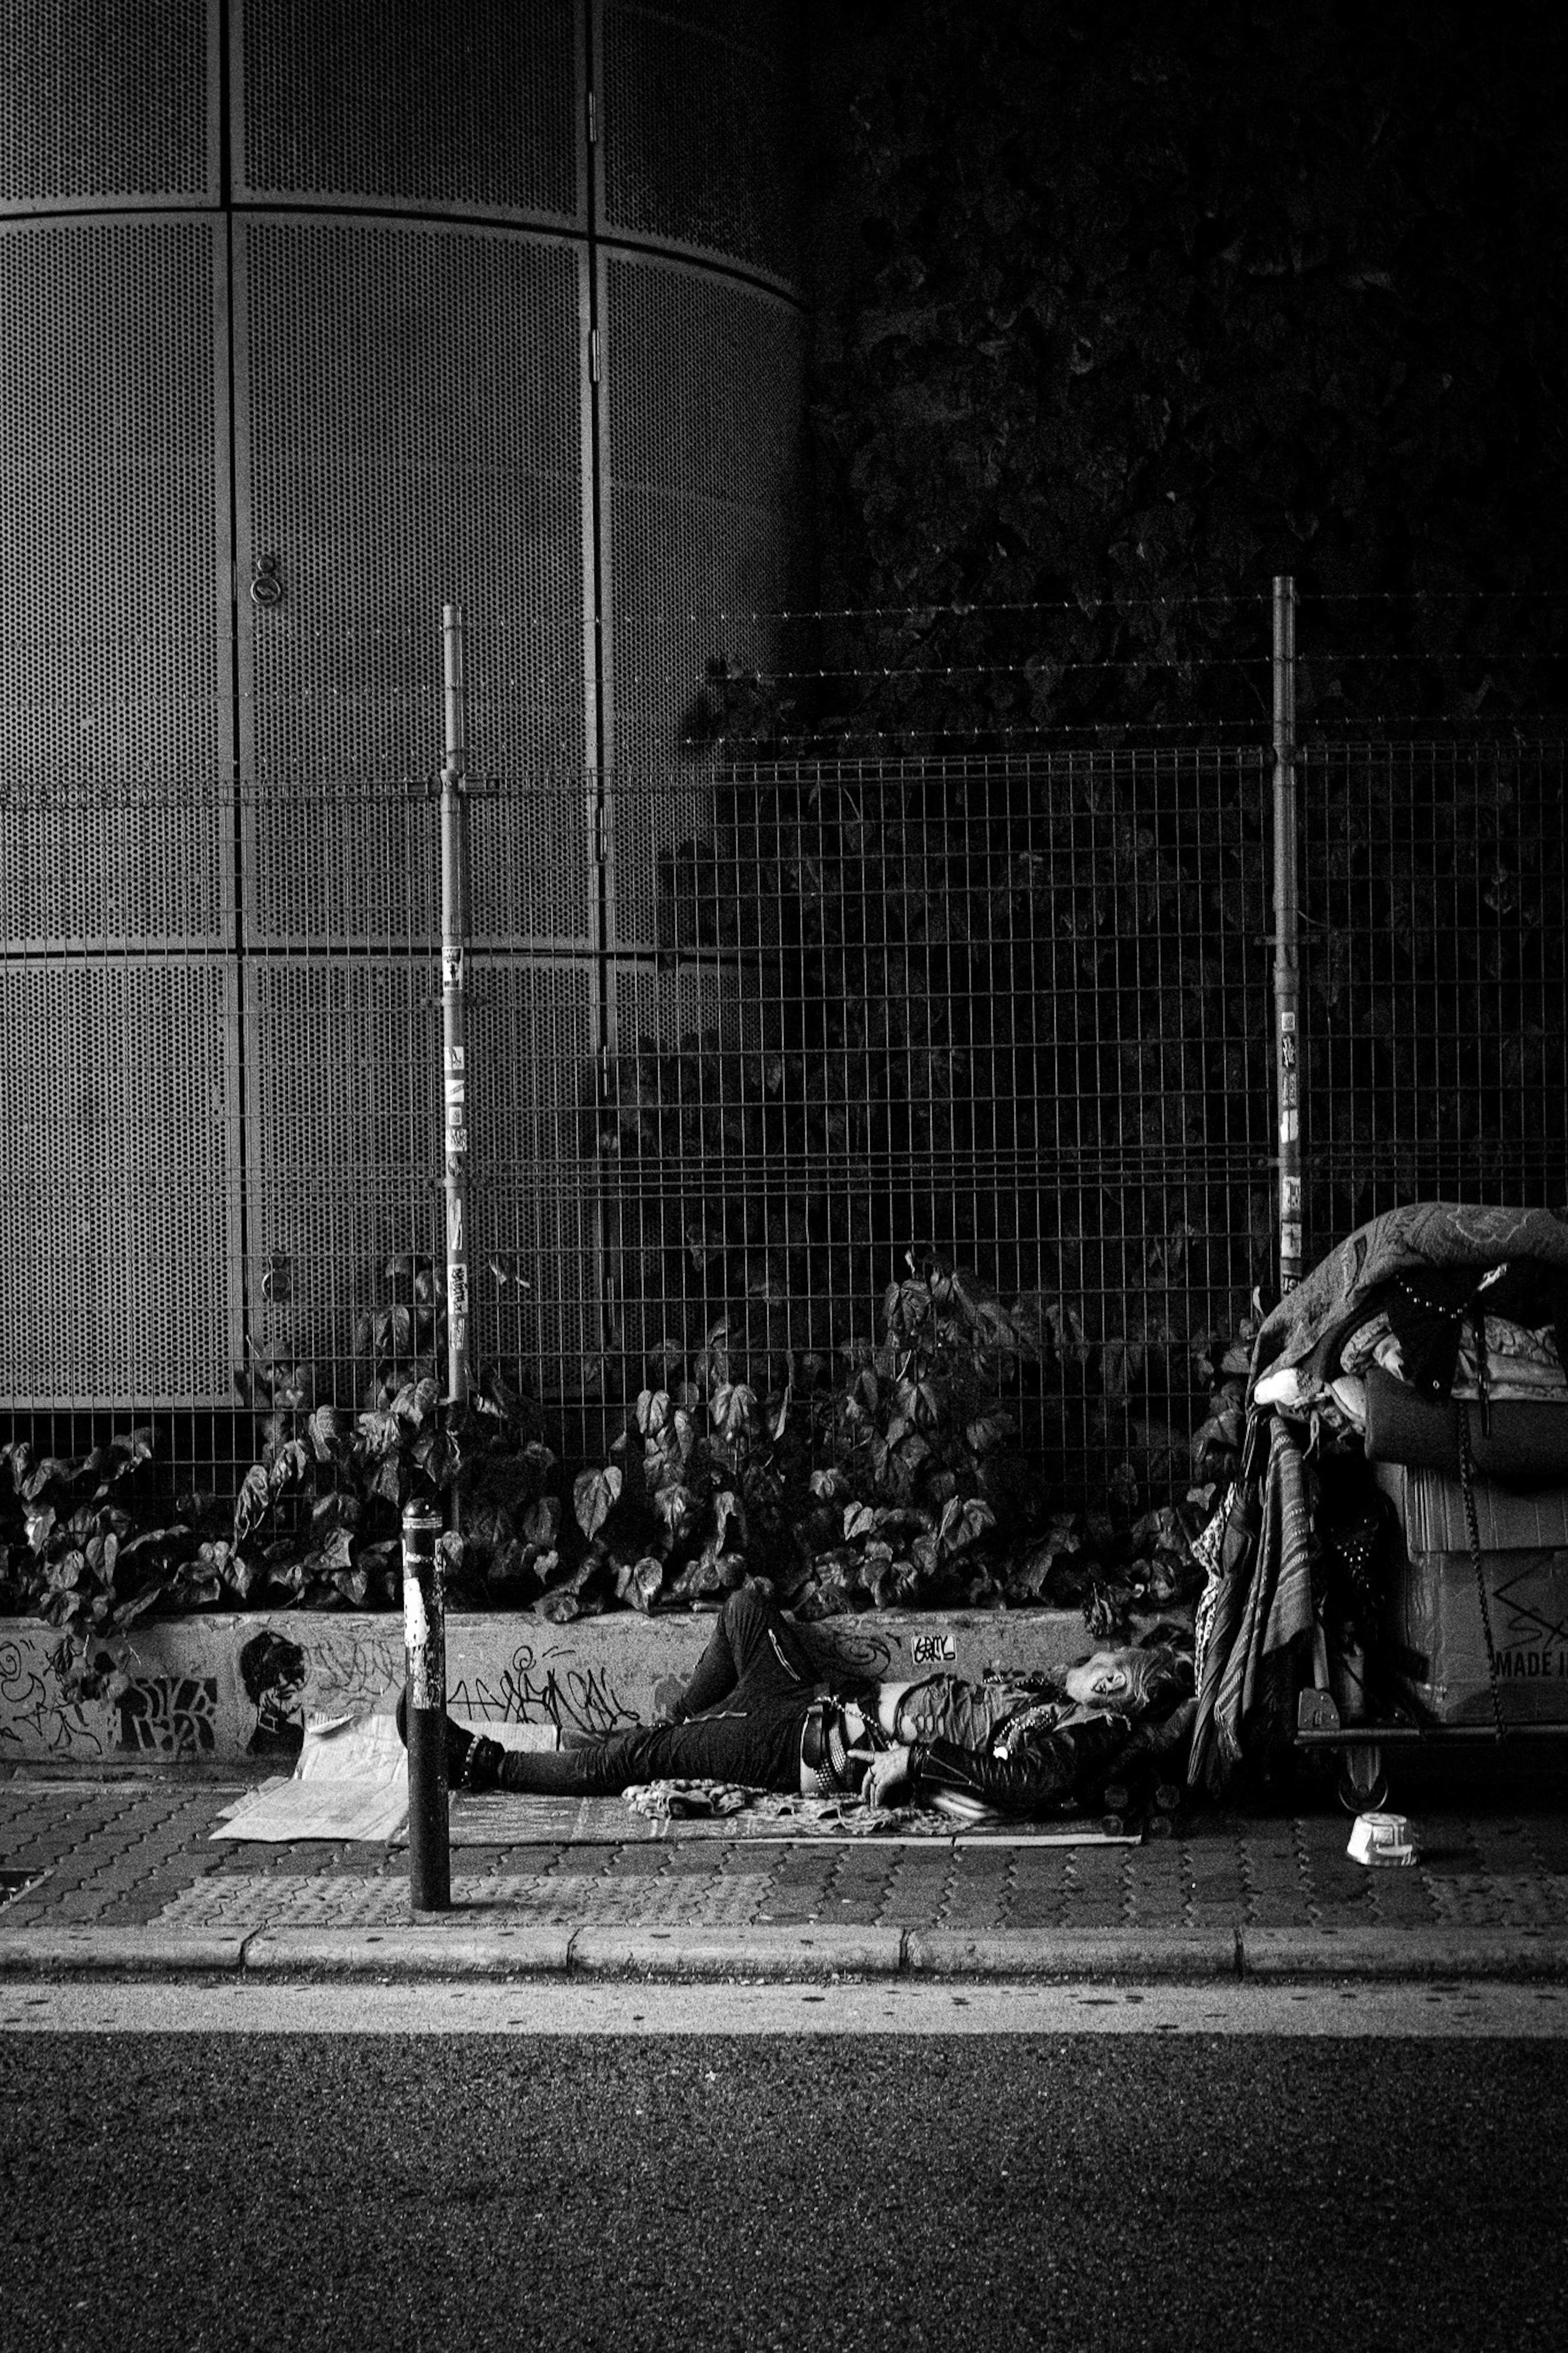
[1363,1364,1568,1487]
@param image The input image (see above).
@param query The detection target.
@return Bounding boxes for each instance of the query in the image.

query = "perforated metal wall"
[0,0,216,213]
[236,216,592,795]
[0,958,236,1405]
[599,254,806,952]
[234,0,584,223]
[1,0,810,1425]
[0,217,230,796]
[598,0,799,282]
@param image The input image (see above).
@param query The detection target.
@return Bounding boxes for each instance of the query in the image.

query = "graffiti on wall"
[448,1643,641,1738]
[116,1676,220,1755]
[239,1632,308,1759]
[0,1635,109,1758]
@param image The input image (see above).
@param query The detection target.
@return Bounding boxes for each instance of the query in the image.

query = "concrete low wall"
[0,1605,1109,1768]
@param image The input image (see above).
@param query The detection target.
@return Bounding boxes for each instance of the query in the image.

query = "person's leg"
[487,1698,809,1796]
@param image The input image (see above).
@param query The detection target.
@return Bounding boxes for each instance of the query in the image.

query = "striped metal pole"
[401,1500,450,1911]
[1272,574,1303,1294]
[440,602,472,1406]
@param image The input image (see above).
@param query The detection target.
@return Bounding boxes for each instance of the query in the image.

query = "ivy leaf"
[710,1383,760,1441]
[233,1465,272,1544]
[964,1412,1017,1455]
[521,1495,560,1548]
[573,1464,623,1540]
[937,1495,996,1557]
[635,1388,673,1435]
[616,1555,665,1613]
[308,1405,347,1461]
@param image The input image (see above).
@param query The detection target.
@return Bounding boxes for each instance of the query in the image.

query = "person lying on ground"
[399,1582,1195,1819]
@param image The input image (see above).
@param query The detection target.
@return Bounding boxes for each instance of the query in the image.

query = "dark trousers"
[494,1585,826,1797]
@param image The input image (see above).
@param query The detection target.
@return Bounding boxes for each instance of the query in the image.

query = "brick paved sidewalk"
[5,1751,1568,1952]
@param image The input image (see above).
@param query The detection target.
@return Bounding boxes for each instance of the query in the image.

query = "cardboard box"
[1374,1462,1568,1725]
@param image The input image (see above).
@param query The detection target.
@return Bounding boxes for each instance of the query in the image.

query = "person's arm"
[898,1712,1131,1816]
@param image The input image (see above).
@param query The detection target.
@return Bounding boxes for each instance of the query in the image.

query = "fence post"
[1272,573,1303,1294]
[441,601,472,1406]
[401,1499,450,1911]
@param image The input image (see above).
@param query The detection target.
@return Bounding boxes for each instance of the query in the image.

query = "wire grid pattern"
[2,743,1563,1513]
[596,751,1272,1496]
[1297,741,1568,1249]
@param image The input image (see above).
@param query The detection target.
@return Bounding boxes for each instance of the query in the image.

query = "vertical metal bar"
[401,1499,450,1912]
[441,603,471,1407]
[1272,575,1303,1293]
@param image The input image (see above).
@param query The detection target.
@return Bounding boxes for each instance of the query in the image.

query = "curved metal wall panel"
[599,0,799,282]
[0,959,236,1406]
[0,0,808,1415]
[600,254,806,943]
[233,0,585,225]
[0,217,230,799]
[236,216,594,944]
[0,0,216,214]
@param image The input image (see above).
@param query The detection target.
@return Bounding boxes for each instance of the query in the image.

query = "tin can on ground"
[1348,1810,1417,1867]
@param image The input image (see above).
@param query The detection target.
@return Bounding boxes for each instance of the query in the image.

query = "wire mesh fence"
[0,738,1563,1523]
[1296,739,1568,1237]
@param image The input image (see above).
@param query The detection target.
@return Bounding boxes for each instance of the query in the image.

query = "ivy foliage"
[571,1250,1213,1631]
[804,0,1568,742]
[0,1431,236,1701]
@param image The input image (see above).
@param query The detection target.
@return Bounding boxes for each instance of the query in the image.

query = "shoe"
[394,1683,501,1791]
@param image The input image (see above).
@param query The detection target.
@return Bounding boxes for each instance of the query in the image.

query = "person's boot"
[394,1684,503,1792]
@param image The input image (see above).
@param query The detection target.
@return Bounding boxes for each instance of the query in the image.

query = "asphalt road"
[5,2024,1566,2352]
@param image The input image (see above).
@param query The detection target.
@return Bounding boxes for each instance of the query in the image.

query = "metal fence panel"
[595,751,1272,1500]
[4,740,1562,1516]
[1298,740,1568,1246]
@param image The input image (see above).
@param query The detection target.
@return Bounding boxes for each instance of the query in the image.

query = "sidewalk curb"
[568,1926,905,1979]
[905,1928,1240,1978]
[4,1919,1568,1983]
[0,1929,250,1974]
[1239,1926,1568,1979]
[242,1927,578,1976]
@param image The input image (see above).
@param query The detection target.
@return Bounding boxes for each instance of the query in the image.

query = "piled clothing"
[1190,1202,1568,1789]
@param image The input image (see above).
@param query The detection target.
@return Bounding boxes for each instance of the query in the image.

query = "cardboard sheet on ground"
[211,1714,410,1843]
[211,1715,566,1844]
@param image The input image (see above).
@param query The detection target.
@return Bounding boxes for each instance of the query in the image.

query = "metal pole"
[1272,574,1303,1294]
[401,1500,450,1911]
[441,602,471,1407]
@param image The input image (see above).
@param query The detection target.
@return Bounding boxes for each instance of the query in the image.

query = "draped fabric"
[1191,1423,1313,1790]
[1192,1202,1568,1792]
[1252,1203,1568,1385]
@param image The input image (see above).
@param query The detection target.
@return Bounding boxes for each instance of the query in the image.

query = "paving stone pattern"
[9,1769,1568,1939]
[6,1779,1568,1939]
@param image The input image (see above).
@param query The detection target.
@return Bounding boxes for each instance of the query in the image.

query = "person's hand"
[863,1744,914,1808]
